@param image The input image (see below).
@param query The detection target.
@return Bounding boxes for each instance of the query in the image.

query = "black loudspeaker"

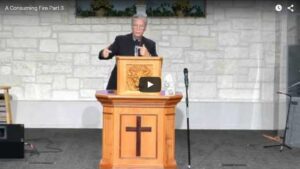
[0,124,24,158]
[288,45,300,97]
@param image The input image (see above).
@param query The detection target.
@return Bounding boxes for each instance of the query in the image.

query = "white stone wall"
[0,0,277,103]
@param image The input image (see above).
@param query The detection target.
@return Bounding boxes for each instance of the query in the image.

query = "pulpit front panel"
[120,114,157,159]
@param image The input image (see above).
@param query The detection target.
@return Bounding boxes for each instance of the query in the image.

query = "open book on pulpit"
[116,56,162,95]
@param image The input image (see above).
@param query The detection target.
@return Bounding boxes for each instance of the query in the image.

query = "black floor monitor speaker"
[0,124,24,158]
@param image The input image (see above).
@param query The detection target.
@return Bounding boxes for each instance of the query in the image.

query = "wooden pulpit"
[95,56,182,169]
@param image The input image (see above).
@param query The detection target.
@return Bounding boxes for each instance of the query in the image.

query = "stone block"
[158,47,183,59]
[233,82,260,89]
[24,84,51,100]
[23,77,36,83]
[0,32,12,38]
[7,39,37,48]
[215,60,239,75]
[40,39,58,52]
[92,25,122,32]
[53,25,91,31]
[214,8,225,21]
[179,25,209,36]
[206,51,224,58]
[162,30,178,35]
[261,83,274,101]
[262,21,275,31]
[192,75,216,82]
[171,36,191,47]
[80,89,95,98]
[0,51,12,63]
[185,51,205,62]
[25,52,56,61]
[56,53,72,62]
[0,66,11,75]
[193,37,217,50]
[52,91,79,100]
[74,66,109,77]
[59,33,107,44]
[75,18,92,24]
[148,18,160,24]
[225,8,260,18]
[248,68,261,82]
[217,75,233,88]
[80,78,103,89]
[262,31,275,42]
[262,12,276,21]
[0,39,5,49]
[219,89,259,100]
[60,45,90,52]
[121,25,131,32]
[215,21,231,31]
[158,42,170,47]
[90,18,107,24]
[249,43,263,58]
[40,63,72,74]
[232,19,260,29]
[261,68,275,82]
[37,75,53,83]
[13,26,51,38]
[190,83,217,99]
[13,49,24,60]
[3,15,39,25]
[240,30,261,42]
[145,30,162,42]
[225,47,249,58]
[67,78,79,90]
[238,59,260,68]
[12,61,36,76]
[53,75,66,89]
[218,32,239,46]
[74,53,90,65]
[40,13,62,23]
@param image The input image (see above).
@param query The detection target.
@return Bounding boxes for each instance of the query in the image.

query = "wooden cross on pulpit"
[126,116,152,156]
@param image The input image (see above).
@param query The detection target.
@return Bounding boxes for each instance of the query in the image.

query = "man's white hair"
[131,13,148,27]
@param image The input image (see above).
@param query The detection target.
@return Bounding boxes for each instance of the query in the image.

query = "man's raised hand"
[102,47,112,58]
[138,44,150,57]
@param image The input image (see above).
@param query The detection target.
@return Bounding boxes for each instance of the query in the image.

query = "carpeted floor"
[0,129,300,169]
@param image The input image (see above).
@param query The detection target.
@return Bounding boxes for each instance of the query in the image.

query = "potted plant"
[172,0,191,17]
[91,0,112,16]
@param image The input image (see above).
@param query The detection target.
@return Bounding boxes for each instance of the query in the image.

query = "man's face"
[132,19,146,39]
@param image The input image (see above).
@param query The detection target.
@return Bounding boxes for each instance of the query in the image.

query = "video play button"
[139,77,161,92]
[147,81,154,88]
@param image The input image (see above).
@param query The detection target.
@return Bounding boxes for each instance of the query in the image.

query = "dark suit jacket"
[99,33,158,90]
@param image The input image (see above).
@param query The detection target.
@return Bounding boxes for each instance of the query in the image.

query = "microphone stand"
[184,79,191,168]
[264,91,293,151]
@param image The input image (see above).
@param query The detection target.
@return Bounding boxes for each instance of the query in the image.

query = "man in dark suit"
[99,14,158,90]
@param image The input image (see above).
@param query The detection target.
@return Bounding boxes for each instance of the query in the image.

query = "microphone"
[277,91,291,97]
[134,39,142,56]
[184,68,189,88]
[288,81,300,89]
[183,67,191,168]
[277,91,286,95]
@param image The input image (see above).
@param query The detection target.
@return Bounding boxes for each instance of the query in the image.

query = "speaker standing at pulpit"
[99,14,158,90]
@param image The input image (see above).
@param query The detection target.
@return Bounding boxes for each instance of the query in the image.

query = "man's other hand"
[138,44,150,57]
[102,47,112,58]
